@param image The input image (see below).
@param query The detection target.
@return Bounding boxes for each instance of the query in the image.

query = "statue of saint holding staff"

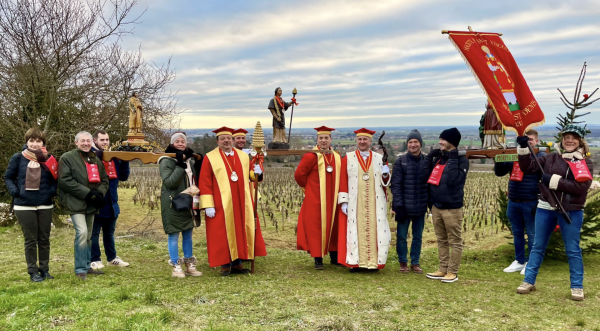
[268,87,293,144]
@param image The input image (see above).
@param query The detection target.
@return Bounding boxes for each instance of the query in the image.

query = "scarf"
[21,148,48,191]
[556,144,584,160]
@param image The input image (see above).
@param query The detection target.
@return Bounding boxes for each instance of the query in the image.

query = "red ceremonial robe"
[199,148,267,267]
[294,147,341,257]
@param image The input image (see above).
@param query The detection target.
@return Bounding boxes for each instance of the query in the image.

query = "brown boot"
[411,264,423,274]
[220,266,231,277]
[169,259,185,278]
[399,262,409,273]
[183,256,202,277]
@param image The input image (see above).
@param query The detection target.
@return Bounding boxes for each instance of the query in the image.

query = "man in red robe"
[294,126,342,270]
[199,127,267,276]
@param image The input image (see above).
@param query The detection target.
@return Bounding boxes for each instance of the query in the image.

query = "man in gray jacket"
[58,131,109,280]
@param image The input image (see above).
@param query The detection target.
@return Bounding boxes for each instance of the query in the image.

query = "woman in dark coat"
[3,128,58,282]
[159,131,203,278]
[515,125,593,301]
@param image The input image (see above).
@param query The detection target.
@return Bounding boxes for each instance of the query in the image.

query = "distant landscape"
[186,124,600,152]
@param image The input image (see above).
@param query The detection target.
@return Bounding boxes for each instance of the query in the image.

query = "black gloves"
[175,150,187,169]
[541,174,552,187]
[516,136,530,148]
[394,206,408,224]
[183,148,194,160]
[428,149,442,158]
[85,190,105,208]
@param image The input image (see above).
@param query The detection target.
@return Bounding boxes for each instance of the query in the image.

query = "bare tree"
[0,0,182,198]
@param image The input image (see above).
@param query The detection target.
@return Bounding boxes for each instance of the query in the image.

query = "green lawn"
[1,190,599,330]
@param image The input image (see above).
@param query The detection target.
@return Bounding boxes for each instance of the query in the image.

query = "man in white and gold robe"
[337,128,391,271]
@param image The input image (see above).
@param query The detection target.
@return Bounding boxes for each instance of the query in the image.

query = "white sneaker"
[520,263,527,275]
[90,261,105,269]
[108,256,130,267]
[503,260,526,273]
[571,288,584,301]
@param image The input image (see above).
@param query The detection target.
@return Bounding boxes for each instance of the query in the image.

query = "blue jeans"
[91,216,117,262]
[396,214,425,265]
[524,208,584,289]
[506,200,537,264]
[167,228,193,264]
[71,214,95,274]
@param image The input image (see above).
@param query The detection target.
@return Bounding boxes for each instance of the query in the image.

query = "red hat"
[353,128,376,138]
[233,128,248,137]
[212,127,235,137]
[314,126,335,135]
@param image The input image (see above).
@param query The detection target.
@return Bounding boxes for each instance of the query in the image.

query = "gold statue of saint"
[128,92,143,134]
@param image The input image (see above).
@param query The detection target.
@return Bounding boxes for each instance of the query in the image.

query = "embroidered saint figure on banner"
[481,46,520,111]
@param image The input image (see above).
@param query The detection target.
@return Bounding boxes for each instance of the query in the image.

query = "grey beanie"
[170,131,187,144]
[407,129,423,147]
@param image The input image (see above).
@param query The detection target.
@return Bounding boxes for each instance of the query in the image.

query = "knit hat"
[406,129,423,147]
[562,124,586,138]
[439,127,461,148]
[170,131,187,144]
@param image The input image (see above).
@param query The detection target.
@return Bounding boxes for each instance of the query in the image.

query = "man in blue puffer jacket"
[90,130,131,269]
[391,129,428,274]
[494,129,545,274]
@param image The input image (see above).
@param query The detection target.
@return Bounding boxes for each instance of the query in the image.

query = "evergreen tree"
[546,199,600,258]
[496,186,511,233]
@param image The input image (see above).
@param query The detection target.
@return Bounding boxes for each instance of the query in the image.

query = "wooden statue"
[125,92,148,146]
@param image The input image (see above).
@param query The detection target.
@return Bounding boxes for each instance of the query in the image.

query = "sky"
[123,0,600,129]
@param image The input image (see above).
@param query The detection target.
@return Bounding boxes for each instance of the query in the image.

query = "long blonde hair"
[580,138,591,158]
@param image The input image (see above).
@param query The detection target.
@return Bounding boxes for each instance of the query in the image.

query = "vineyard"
[121,164,525,247]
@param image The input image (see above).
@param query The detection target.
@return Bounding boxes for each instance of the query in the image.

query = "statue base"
[268,142,290,150]
[124,132,148,146]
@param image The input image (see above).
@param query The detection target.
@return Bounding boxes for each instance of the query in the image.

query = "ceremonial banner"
[446,30,544,135]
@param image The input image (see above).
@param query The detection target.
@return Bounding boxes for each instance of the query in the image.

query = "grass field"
[1,188,599,330]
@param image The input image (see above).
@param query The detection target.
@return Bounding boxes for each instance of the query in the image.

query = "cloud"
[140,0,438,58]
[126,0,600,128]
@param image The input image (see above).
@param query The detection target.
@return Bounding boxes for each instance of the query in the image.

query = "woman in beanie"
[515,125,593,301]
[158,131,203,278]
[3,128,58,282]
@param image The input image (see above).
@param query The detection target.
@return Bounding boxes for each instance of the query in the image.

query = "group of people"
[4,129,130,282]
[4,123,594,301]
[292,126,468,283]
